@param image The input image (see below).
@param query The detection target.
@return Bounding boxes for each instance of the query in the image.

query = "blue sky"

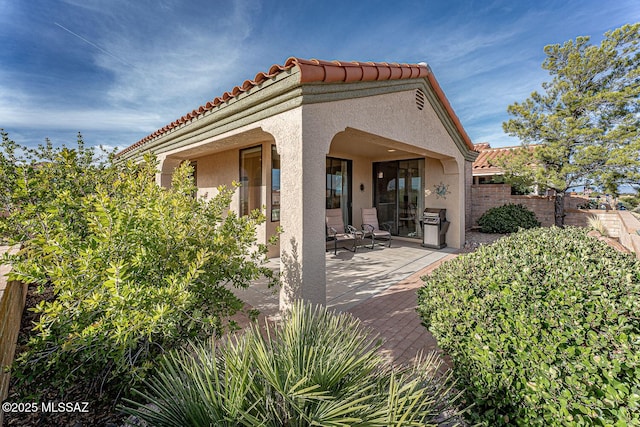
[1,0,638,152]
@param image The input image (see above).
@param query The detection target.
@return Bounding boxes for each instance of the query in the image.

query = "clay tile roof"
[473,142,490,151]
[473,143,537,174]
[118,57,472,157]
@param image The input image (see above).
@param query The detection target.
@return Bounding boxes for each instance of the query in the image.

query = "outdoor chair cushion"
[326,208,361,254]
[361,207,391,248]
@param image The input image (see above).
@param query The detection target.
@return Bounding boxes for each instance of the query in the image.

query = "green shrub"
[122,302,463,426]
[0,130,115,241]
[477,203,540,233]
[620,193,640,211]
[3,135,276,403]
[417,227,640,426]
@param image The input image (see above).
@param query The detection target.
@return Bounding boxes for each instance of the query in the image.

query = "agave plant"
[121,302,463,426]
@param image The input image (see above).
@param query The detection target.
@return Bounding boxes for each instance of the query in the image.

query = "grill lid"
[423,208,446,221]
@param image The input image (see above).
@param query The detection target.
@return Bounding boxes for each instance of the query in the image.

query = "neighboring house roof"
[119,57,475,157]
[472,143,535,176]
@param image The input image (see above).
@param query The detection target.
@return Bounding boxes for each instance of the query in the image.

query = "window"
[271,145,280,221]
[239,146,262,216]
[326,157,352,226]
[189,160,197,197]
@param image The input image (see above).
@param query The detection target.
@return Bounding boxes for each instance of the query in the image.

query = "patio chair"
[361,207,392,249]
[326,208,361,255]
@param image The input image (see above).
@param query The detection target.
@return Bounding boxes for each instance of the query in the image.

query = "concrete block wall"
[471,184,589,227]
[0,245,24,425]
[564,210,621,237]
[564,209,589,227]
[617,211,640,259]
[469,181,640,257]
[470,184,512,225]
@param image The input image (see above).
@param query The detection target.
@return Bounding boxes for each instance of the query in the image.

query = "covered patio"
[117,57,478,312]
[234,239,458,318]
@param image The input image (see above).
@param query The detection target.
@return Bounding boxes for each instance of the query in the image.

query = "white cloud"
[0,102,163,133]
[2,0,265,146]
[84,0,264,130]
[5,0,639,152]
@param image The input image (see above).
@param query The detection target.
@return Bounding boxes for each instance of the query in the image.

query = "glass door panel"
[239,146,262,216]
[326,157,352,227]
[374,162,398,235]
[374,159,424,238]
[398,160,423,238]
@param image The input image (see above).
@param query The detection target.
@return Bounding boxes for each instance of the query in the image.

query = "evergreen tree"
[502,23,640,226]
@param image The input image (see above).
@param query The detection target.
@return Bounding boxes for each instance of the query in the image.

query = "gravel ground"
[460,231,507,253]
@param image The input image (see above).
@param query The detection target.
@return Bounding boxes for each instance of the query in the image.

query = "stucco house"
[472,142,541,192]
[118,57,478,309]
[472,142,505,185]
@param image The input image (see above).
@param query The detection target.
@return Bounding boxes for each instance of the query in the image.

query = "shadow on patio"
[232,240,458,367]
[233,239,456,317]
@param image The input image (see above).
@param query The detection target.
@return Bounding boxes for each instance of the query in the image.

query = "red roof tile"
[119,57,473,156]
[473,143,537,174]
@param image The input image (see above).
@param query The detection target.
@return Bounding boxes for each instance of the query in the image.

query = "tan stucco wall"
[191,141,281,258]
[264,108,329,307]
[425,158,463,247]
[352,159,374,229]
[302,90,465,160]
[149,83,472,309]
[194,149,238,200]
[304,89,467,248]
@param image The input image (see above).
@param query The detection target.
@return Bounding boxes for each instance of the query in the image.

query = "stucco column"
[155,155,182,188]
[429,157,465,249]
[464,160,473,230]
[264,111,332,310]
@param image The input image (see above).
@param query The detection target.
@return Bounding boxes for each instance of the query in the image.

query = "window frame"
[239,145,263,217]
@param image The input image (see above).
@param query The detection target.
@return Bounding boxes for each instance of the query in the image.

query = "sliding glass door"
[373,159,424,238]
[374,161,398,235]
[326,157,352,227]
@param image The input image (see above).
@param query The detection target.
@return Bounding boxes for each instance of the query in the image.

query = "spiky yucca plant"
[121,302,463,426]
[587,214,607,236]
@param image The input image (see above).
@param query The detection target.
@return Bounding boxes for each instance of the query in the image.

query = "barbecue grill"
[422,208,449,249]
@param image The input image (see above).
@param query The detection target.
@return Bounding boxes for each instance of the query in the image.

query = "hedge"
[417,227,640,426]
[477,203,540,233]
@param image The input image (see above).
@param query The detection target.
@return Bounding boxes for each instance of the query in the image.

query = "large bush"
[417,227,640,426]
[0,130,114,242]
[122,302,462,426]
[477,203,540,233]
[2,133,276,403]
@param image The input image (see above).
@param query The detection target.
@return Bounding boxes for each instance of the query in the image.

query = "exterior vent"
[415,89,425,110]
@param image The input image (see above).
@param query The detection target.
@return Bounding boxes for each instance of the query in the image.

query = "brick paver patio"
[346,253,457,367]
[232,240,461,368]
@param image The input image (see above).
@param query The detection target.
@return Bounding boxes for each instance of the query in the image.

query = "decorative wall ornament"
[433,182,450,199]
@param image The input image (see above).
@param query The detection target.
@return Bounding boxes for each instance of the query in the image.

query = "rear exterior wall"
[471,184,589,227]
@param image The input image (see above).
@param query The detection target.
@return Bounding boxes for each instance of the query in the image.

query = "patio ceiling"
[330,127,453,161]
[164,127,274,160]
